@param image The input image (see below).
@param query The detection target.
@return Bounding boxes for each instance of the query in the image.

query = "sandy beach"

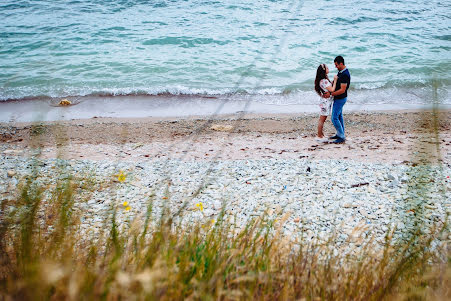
[1,110,450,165]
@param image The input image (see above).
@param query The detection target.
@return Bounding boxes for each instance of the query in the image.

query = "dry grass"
[0,171,449,301]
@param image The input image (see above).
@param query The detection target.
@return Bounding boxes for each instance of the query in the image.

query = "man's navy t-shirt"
[334,68,350,100]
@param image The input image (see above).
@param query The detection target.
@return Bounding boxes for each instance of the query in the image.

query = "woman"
[314,63,337,142]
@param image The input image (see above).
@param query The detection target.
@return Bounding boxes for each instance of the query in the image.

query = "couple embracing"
[314,56,350,144]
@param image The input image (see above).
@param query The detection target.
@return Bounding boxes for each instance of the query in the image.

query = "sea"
[1,0,450,107]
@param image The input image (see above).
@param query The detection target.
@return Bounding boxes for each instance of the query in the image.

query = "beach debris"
[211,124,233,132]
[133,143,144,149]
[59,98,72,106]
[424,204,437,210]
[350,182,369,188]
[7,170,16,178]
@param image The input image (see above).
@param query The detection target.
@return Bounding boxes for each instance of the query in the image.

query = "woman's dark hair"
[314,64,329,96]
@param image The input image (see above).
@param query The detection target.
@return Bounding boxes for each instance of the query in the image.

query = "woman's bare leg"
[317,115,327,138]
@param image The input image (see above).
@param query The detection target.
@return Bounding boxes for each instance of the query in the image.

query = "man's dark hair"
[334,56,345,65]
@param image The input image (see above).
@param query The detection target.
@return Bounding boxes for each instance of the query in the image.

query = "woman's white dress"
[319,78,333,116]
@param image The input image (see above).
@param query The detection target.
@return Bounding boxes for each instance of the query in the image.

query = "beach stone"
[400,176,409,183]
[3,149,22,155]
[7,170,16,178]
[397,223,405,230]
[367,186,377,194]
[388,180,399,188]
[387,174,398,181]
[212,200,222,210]
[375,209,385,215]
[359,209,368,217]
[203,209,215,217]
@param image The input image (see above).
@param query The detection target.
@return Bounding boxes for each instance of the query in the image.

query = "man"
[325,56,350,144]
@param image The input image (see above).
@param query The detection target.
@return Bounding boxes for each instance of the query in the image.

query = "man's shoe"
[331,138,346,144]
[328,135,339,140]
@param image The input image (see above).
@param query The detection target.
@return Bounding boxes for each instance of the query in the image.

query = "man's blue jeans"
[332,97,347,139]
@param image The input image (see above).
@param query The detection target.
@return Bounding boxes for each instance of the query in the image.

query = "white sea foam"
[355,82,386,90]
[1,85,450,107]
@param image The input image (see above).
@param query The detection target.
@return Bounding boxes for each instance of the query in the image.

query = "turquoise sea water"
[0,0,450,105]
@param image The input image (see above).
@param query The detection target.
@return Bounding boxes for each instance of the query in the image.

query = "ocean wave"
[1,85,449,107]
[142,37,230,47]
[1,83,450,102]
[0,85,294,101]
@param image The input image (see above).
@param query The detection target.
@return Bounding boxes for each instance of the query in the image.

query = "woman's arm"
[325,75,338,92]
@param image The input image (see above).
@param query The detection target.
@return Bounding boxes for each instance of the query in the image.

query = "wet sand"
[1,110,450,165]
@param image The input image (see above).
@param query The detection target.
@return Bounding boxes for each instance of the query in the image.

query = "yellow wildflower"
[195,202,204,211]
[125,206,131,211]
[123,201,128,207]
[117,171,126,183]
[202,219,215,229]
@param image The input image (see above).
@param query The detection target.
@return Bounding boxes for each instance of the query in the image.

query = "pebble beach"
[1,110,450,253]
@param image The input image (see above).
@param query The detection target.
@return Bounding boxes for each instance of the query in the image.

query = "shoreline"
[0,94,450,123]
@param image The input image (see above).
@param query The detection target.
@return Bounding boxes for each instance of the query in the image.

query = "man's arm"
[321,76,338,98]
[331,83,347,97]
